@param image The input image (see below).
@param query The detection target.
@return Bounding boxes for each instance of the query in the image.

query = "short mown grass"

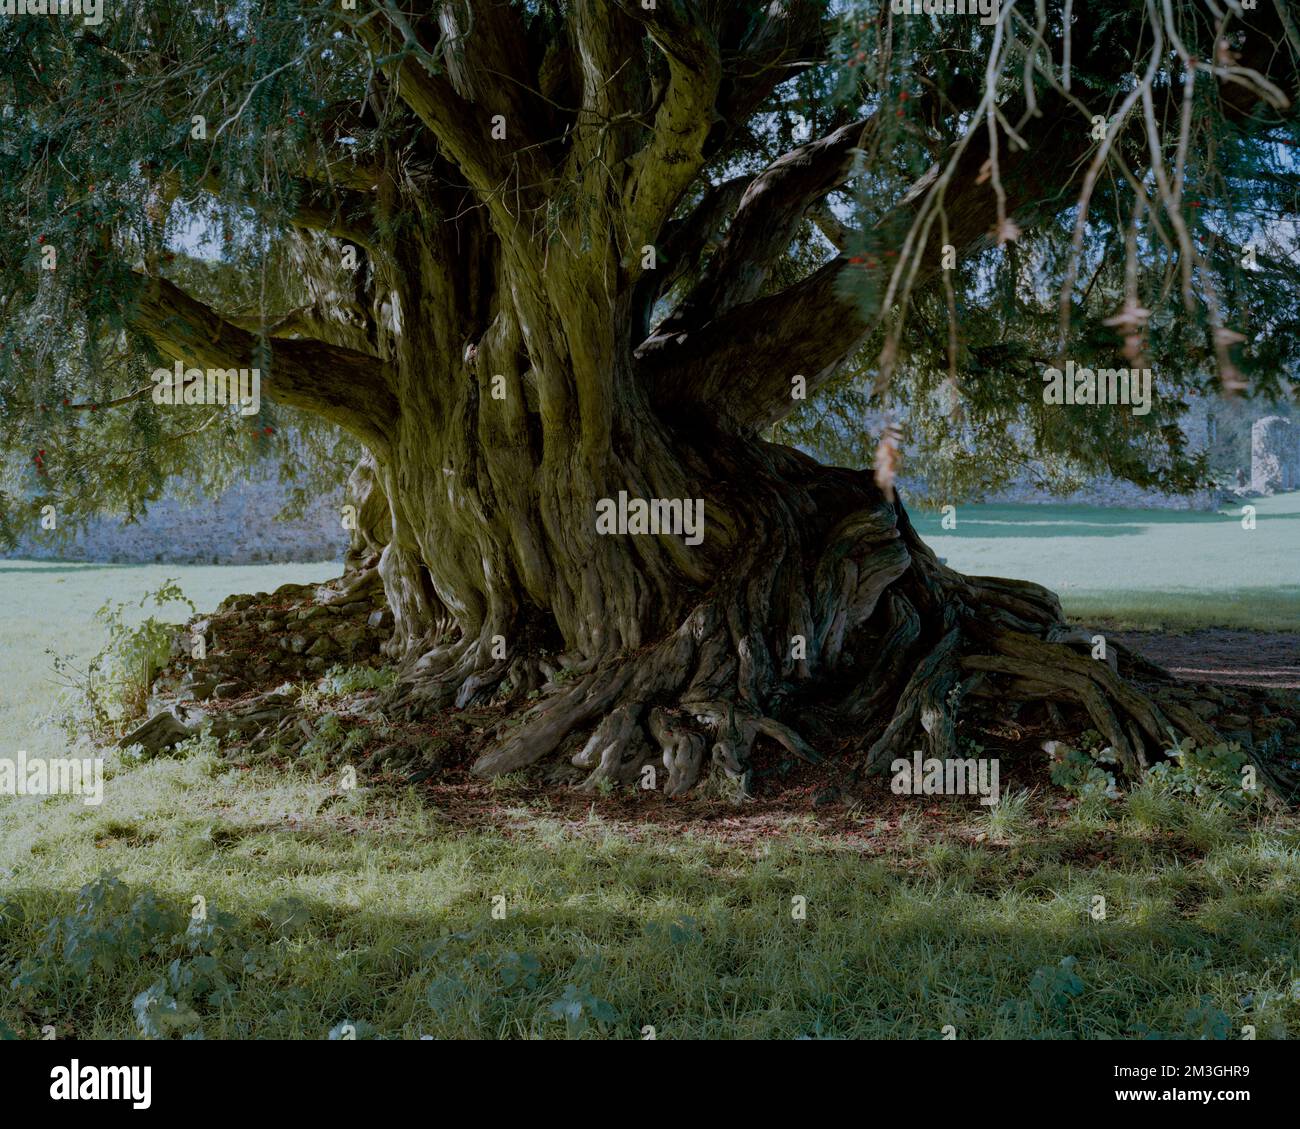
[916,492,1300,631]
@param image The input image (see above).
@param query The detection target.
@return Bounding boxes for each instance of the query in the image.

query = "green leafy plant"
[318,664,395,696]
[1148,738,1254,806]
[547,982,618,1038]
[47,579,195,741]
[1029,956,1085,1010]
[1047,741,1120,803]
[1182,996,1233,1040]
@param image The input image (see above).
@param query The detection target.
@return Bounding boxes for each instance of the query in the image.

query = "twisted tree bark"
[115,0,1298,801]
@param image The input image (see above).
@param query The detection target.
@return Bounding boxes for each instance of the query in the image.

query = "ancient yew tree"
[3,2,1299,797]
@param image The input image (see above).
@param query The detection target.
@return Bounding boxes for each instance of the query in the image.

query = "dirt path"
[1114,630,1300,689]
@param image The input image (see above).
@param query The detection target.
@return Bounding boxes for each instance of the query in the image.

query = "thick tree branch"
[198,173,378,249]
[809,202,853,252]
[355,4,547,235]
[660,117,875,332]
[127,275,398,456]
[637,94,1087,429]
[615,0,721,260]
[707,1,831,163]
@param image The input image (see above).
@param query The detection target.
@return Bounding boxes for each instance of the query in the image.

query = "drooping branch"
[639,0,1297,429]
[198,174,378,249]
[632,63,1148,429]
[126,275,398,456]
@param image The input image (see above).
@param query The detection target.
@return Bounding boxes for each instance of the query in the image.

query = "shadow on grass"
[3,809,1293,1039]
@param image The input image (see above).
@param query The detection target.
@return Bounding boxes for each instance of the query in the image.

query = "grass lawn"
[1,504,1298,1040]
[914,491,1300,631]
[0,560,340,758]
[1,755,1297,1039]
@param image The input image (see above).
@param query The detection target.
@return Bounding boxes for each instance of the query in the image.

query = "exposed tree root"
[360,490,1294,807]
[312,445,1298,805]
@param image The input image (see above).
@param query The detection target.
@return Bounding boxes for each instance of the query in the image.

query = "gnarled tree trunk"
[120,0,1298,800]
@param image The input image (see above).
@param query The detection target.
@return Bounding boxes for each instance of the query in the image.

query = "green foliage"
[9,874,183,1002]
[774,1,1300,497]
[1147,738,1255,807]
[1047,738,1121,803]
[47,578,194,741]
[0,4,361,545]
[1029,956,1086,1011]
[981,787,1033,841]
[1,1,1295,530]
[3,766,1298,1039]
[317,664,395,696]
[547,981,619,1038]
[132,908,247,1040]
[1181,997,1235,1041]
[1048,728,1261,814]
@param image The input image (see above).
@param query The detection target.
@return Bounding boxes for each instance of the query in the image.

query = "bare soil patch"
[1112,629,1300,690]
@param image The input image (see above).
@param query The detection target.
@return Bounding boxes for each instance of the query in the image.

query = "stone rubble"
[122,570,391,756]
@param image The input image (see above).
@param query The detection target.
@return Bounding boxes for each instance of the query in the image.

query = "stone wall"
[5,469,348,565]
[1251,416,1300,494]
[979,476,1225,511]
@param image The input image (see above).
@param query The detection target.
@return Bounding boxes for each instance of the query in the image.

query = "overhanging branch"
[127,275,398,456]
[638,94,1086,429]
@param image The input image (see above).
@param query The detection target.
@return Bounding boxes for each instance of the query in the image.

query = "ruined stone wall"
[1251,416,1300,494]
[4,469,348,565]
